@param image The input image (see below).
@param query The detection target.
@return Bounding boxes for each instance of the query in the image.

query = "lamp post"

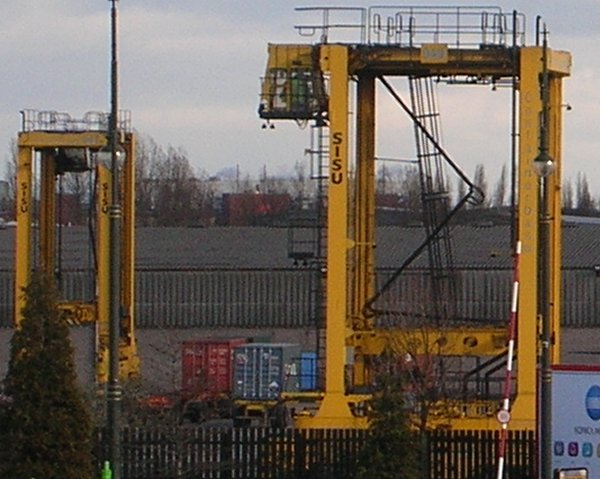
[533,27,554,479]
[106,1,122,479]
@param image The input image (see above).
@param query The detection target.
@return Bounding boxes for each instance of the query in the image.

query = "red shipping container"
[222,193,292,226]
[181,339,247,401]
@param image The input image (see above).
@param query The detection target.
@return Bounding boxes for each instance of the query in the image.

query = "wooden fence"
[95,427,535,479]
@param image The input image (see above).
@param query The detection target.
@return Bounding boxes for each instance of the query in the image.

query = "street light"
[533,151,555,178]
[106,2,122,479]
[536,146,553,479]
[535,26,554,479]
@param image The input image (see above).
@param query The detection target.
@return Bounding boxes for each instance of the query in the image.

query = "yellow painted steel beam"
[548,75,564,363]
[96,137,140,383]
[316,43,351,419]
[39,150,56,275]
[351,72,377,389]
[96,163,111,383]
[513,46,542,430]
[120,133,140,380]
[352,72,377,326]
[262,44,519,79]
[18,131,108,149]
[350,46,516,77]
[14,144,33,326]
[351,328,508,358]
[511,46,569,430]
[297,45,366,429]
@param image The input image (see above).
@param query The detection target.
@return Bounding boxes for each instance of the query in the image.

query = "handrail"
[294,5,526,47]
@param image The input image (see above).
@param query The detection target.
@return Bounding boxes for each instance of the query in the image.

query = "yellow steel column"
[14,142,33,326]
[352,72,377,388]
[298,44,363,428]
[548,73,566,363]
[513,47,570,428]
[120,133,140,379]
[320,43,349,404]
[39,150,56,275]
[96,163,112,383]
[513,46,542,428]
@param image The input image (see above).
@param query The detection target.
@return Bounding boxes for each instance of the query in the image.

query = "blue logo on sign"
[554,441,565,456]
[586,385,600,420]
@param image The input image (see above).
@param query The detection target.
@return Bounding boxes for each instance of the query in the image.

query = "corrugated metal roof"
[1,222,600,271]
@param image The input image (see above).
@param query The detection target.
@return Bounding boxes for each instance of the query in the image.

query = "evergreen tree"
[353,375,420,479]
[0,273,93,479]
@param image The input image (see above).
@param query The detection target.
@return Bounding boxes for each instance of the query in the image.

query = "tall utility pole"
[534,28,554,479]
[107,1,123,478]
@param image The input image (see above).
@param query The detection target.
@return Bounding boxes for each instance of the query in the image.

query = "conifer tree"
[353,375,420,479]
[0,272,93,479]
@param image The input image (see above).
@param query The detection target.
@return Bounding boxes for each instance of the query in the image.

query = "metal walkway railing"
[295,5,526,47]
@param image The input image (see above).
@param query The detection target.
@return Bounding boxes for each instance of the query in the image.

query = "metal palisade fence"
[94,427,535,479]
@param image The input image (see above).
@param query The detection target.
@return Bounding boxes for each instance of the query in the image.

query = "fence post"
[420,431,430,479]
[219,427,233,479]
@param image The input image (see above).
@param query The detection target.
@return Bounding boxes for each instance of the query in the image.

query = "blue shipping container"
[233,343,300,400]
[300,352,317,391]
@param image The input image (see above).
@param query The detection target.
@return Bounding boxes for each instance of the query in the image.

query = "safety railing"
[20,109,132,133]
[294,5,526,48]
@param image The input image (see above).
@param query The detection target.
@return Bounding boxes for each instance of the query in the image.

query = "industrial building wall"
[136,269,315,328]
[0,268,599,329]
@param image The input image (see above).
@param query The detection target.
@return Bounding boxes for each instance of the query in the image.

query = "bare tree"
[135,134,165,225]
[258,164,289,194]
[288,160,313,208]
[492,163,507,208]
[396,165,421,213]
[473,163,489,208]
[575,172,595,214]
[376,163,392,195]
[135,136,214,226]
[1,139,17,218]
[562,178,573,210]
[153,146,213,226]
[377,322,462,432]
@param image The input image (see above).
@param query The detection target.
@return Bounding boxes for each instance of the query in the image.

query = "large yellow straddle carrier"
[14,109,139,383]
[259,5,570,430]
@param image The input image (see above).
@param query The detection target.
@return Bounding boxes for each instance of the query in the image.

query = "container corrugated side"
[181,338,247,400]
[233,343,301,400]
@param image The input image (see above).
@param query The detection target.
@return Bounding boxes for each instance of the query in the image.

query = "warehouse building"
[1,219,600,392]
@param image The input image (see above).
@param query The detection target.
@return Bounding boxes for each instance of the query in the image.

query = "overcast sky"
[1,1,599,194]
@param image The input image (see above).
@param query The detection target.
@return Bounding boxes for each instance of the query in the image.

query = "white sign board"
[552,366,600,477]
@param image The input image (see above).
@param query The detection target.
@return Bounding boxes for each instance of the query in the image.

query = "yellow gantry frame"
[15,130,139,383]
[261,41,570,430]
